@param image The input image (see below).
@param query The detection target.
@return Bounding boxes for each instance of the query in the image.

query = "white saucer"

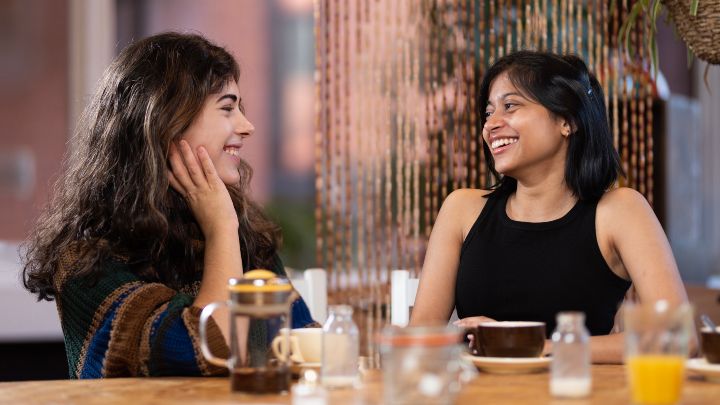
[462,353,551,374]
[686,358,720,382]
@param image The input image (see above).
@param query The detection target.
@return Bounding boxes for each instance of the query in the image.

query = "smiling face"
[483,72,571,180]
[181,80,254,185]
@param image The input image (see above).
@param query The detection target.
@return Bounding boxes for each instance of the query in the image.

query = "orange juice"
[627,355,685,405]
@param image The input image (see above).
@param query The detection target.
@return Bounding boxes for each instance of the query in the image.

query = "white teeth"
[223,147,240,156]
[491,138,518,149]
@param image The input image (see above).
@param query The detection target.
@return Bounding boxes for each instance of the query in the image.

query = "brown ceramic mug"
[471,321,546,358]
[701,327,720,364]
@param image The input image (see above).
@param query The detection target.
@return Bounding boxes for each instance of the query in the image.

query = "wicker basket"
[663,0,720,64]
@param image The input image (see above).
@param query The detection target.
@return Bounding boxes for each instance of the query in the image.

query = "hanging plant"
[615,0,719,79]
[663,0,720,64]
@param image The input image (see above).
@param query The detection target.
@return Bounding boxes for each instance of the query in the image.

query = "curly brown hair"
[23,32,281,300]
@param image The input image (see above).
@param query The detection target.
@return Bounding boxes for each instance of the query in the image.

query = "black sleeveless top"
[455,193,631,337]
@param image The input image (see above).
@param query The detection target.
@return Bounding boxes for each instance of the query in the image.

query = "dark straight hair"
[479,50,624,201]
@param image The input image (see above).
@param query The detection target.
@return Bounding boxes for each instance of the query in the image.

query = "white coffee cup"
[271,328,322,363]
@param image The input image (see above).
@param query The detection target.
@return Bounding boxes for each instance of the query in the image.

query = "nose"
[484,112,504,133]
[485,111,504,131]
[235,112,255,137]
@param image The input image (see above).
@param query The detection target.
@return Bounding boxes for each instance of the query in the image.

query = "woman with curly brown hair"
[22,32,315,378]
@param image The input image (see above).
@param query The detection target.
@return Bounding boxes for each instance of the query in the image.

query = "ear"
[560,121,571,138]
[560,119,576,138]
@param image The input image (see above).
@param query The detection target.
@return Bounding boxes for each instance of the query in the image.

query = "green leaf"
[703,64,711,94]
[651,36,659,79]
[687,47,695,69]
[651,0,661,28]
[649,0,661,78]
[623,1,645,59]
[690,0,699,16]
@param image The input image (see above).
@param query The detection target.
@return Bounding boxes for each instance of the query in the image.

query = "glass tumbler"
[624,300,694,405]
[378,325,473,405]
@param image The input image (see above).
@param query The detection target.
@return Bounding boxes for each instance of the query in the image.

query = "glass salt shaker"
[321,305,359,388]
[550,312,592,398]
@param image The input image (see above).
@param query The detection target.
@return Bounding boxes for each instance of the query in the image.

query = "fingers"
[196,146,223,187]
[453,316,495,328]
[453,319,474,327]
[177,140,207,188]
[167,170,186,196]
[168,142,194,192]
[542,340,552,357]
[169,140,218,197]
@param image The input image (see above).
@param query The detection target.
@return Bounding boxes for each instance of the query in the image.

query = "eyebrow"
[486,92,525,106]
[216,94,238,103]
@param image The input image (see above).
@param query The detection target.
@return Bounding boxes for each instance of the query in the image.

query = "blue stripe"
[79,286,140,378]
[147,296,201,376]
[291,298,316,328]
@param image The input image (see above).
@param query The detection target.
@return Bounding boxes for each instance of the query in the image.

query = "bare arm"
[168,140,243,345]
[410,190,487,325]
[591,187,691,363]
[543,334,625,364]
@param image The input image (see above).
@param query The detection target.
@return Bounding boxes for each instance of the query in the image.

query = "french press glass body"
[200,269,298,394]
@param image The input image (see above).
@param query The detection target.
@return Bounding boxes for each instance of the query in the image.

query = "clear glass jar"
[321,305,359,388]
[378,325,472,405]
[550,312,591,398]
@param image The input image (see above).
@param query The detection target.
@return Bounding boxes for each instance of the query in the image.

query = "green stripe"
[60,261,139,377]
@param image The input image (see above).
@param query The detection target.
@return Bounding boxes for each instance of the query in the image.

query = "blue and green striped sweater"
[54,249,315,378]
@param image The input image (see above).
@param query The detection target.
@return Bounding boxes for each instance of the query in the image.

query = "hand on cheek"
[167,140,238,237]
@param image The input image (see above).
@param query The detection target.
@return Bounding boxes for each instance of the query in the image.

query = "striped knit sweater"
[54,246,316,378]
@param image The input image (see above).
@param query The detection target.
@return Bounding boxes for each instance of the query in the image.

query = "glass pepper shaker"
[321,305,359,388]
[550,311,592,398]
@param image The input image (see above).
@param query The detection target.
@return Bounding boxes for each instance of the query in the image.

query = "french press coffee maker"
[200,269,298,394]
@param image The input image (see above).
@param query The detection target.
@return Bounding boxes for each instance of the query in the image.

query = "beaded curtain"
[314,0,655,357]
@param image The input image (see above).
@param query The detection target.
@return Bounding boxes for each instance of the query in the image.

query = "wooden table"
[1,365,719,404]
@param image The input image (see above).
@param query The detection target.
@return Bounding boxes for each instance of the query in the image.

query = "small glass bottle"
[321,305,359,388]
[550,312,592,398]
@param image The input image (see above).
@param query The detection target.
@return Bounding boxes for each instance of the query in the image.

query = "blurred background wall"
[1,0,69,240]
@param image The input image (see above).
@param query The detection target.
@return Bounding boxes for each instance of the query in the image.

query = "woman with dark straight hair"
[410,51,688,363]
[22,32,316,378]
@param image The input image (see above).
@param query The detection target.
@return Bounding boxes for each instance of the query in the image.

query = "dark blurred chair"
[611,283,720,337]
[686,283,720,335]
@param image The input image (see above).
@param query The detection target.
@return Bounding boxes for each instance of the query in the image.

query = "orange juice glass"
[627,355,685,405]
[623,301,693,405]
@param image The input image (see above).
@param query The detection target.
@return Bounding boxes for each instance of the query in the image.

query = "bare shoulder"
[442,188,490,216]
[597,187,651,214]
[597,187,657,236]
[444,188,490,205]
[441,189,491,238]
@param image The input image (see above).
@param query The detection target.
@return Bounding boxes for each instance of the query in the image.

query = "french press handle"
[199,301,233,368]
